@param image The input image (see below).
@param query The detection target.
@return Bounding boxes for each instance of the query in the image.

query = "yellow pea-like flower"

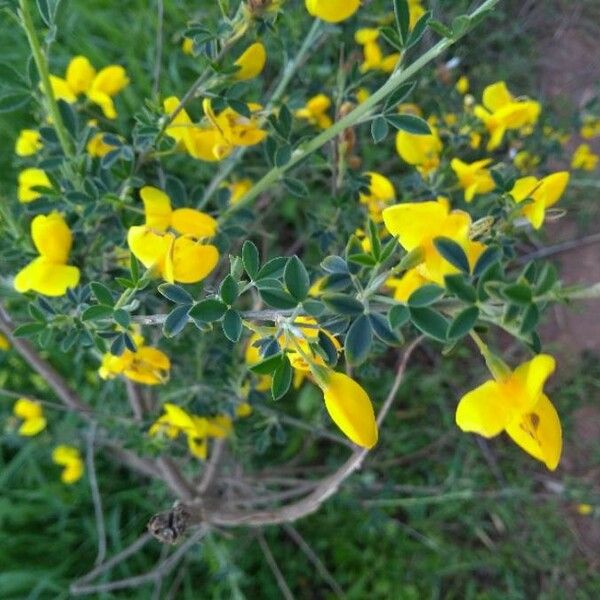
[450,158,495,202]
[226,178,253,205]
[234,42,267,80]
[385,268,428,303]
[395,123,442,175]
[571,144,598,171]
[52,445,84,484]
[15,129,43,157]
[456,354,562,470]
[305,0,360,23]
[455,75,470,95]
[14,213,80,297]
[509,171,569,230]
[13,398,47,437]
[359,171,396,223]
[296,94,332,130]
[18,168,51,203]
[318,371,378,449]
[66,55,97,95]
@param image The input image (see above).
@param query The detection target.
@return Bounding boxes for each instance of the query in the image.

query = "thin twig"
[152,0,164,98]
[197,438,226,494]
[257,531,295,600]
[86,423,107,567]
[125,379,145,420]
[283,524,345,598]
[157,457,196,501]
[516,232,600,264]
[71,527,207,595]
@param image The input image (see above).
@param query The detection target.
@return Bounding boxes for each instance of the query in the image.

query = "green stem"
[18,0,74,159]
[220,0,500,220]
[201,19,324,209]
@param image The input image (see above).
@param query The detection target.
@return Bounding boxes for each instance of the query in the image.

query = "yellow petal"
[234,42,267,80]
[0,333,10,351]
[511,354,555,407]
[31,212,72,262]
[168,237,219,284]
[90,65,129,96]
[163,403,196,432]
[124,346,171,385]
[52,445,81,465]
[171,209,218,238]
[18,416,47,436]
[66,56,96,95]
[18,168,51,203]
[505,394,562,470]
[13,397,43,420]
[15,129,43,157]
[306,93,331,115]
[14,257,80,297]
[455,380,509,437]
[355,28,379,44]
[86,132,117,157]
[320,372,378,449]
[49,75,77,103]
[127,226,172,270]
[86,89,118,119]
[207,415,233,438]
[61,459,84,484]
[187,434,208,459]
[227,179,253,205]
[305,0,360,23]
[140,186,173,231]
[482,81,513,112]
[386,268,428,303]
[395,128,442,167]
[539,171,569,208]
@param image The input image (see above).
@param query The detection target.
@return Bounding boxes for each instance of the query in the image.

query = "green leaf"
[272,356,292,401]
[406,10,431,48]
[0,63,26,88]
[371,116,389,143]
[163,305,190,337]
[397,247,424,271]
[473,246,502,277]
[158,283,193,304]
[303,299,325,316]
[520,303,540,334]
[367,219,382,261]
[250,353,283,375]
[409,307,449,342]
[81,305,114,321]
[242,240,260,280]
[259,281,299,309]
[284,256,310,301]
[535,263,558,295]
[389,304,410,329]
[318,330,339,366]
[428,19,453,38]
[386,114,431,135]
[433,237,470,273]
[275,144,292,167]
[444,274,477,303]
[13,322,46,337]
[0,92,31,113]
[369,313,401,345]
[113,309,131,329]
[345,315,373,365]
[393,0,410,43]
[110,334,126,356]
[189,299,228,322]
[448,306,479,339]
[502,283,532,306]
[347,253,378,267]
[408,284,445,307]
[321,255,349,274]
[91,282,114,307]
[452,15,471,38]
[257,256,287,280]
[385,81,416,109]
[322,293,364,316]
[222,309,243,342]
[220,275,239,305]
[283,178,309,197]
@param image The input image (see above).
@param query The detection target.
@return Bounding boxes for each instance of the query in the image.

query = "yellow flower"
[571,143,598,171]
[317,371,377,449]
[305,0,360,23]
[395,123,443,175]
[576,503,593,516]
[163,96,266,162]
[580,117,600,139]
[450,158,495,202]
[182,38,194,55]
[50,56,129,119]
[234,42,267,80]
[296,94,332,130]
[13,398,47,436]
[14,212,80,297]
[385,268,428,302]
[149,403,233,459]
[513,150,540,173]
[52,445,84,484]
[382,198,485,285]
[356,87,371,104]
[359,172,396,222]
[18,168,51,203]
[0,333,10,351]
[455,75,469,95]
[245,332,274,392]
[474,81,541,151]
[86,132,118,157]
[15,129,43,156]
[226,178,253,205]
[509,171,569,229]
[456,354,561,470]
[127,186,219,284]
[355,28,400,74]
[99,335,171,385]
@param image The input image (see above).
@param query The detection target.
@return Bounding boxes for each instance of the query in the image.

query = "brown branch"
[257,531,295,600]
[148,339,421,538]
